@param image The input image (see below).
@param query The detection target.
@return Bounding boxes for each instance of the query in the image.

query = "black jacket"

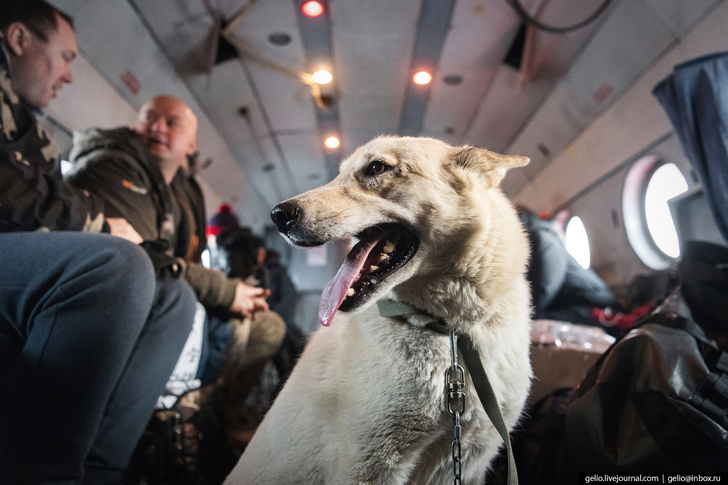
[67,127,239,311]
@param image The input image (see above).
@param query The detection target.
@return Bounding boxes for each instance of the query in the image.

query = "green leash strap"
[377,299,518,485]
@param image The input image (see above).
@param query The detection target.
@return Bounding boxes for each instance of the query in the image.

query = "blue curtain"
[653,51,728,243]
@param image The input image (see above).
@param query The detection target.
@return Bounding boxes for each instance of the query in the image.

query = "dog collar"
[377,298,519,485]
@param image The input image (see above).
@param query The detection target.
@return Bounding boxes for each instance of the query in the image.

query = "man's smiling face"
[133,95,197,165]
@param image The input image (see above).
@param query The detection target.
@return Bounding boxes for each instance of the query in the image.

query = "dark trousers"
[0,232,196,484]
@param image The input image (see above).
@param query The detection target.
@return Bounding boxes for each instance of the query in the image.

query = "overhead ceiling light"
[301,1,324,17]
[312,70,333,84]
[413,70,432,85]
[324,136,340,149]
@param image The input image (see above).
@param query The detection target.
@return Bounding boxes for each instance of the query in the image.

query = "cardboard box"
[528,320,615,406]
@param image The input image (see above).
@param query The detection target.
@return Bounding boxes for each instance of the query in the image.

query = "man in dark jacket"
[0,2,197,483]
[66,95,286,477]
[67,95,271,316]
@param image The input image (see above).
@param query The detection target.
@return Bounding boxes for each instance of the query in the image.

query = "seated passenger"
[66,96,284,407]
[206,203,243,271]
[517,206,619,326]
[214,229,306,393]
[66,95,270,319]
[0,2,197,483]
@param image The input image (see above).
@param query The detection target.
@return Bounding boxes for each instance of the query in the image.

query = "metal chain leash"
[377,299,517,485]
[446,329,466,485]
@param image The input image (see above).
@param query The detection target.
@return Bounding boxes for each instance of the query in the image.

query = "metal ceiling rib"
[293,0,342,178]
[330,1,418,152]
[398,0,457,136]
[422,0,521,146]
[219,0,334,201]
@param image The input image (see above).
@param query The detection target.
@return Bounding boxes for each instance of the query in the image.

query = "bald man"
[67,95,271,317]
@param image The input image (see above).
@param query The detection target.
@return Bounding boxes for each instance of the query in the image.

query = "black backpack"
[487,242,728,484]
[556,306,728,479]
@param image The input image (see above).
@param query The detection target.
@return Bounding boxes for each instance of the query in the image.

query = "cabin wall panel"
[514,1,728,291]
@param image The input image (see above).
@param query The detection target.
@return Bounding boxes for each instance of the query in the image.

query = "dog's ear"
[452,147,529,186]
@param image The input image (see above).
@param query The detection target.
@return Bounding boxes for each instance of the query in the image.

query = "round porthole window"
[623,155,688,269]
[564,216,591,269]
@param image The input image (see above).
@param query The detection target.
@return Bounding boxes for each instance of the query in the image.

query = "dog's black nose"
[271,201,301,234]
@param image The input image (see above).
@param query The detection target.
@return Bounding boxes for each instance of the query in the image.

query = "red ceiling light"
[301,1,324,17]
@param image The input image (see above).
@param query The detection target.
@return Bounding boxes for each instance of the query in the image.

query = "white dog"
[225,136,532,484]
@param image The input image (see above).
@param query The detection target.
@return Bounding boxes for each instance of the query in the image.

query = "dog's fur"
[225,136,532,484]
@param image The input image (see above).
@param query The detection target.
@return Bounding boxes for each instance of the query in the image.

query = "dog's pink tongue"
[318,239,378,326]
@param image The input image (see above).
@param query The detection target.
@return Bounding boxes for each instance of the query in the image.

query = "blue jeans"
[0,232,196,484]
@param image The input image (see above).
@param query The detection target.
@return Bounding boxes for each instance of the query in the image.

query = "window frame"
[622,155,688,269]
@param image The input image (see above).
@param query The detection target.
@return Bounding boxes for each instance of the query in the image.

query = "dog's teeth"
[346,287,355,297]
[378,253,389,262]
[383,240,395,253]
[370,265,379,272]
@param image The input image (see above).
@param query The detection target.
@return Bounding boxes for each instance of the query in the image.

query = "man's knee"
[223,312,287,373]
[72,235,157,301]
[152,277,197,335]
[248,311,287,358]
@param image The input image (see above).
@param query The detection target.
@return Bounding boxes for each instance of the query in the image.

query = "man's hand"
[231,281,270,316]
[106,217,143,244]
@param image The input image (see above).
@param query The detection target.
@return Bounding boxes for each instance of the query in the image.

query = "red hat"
[206,204,240,237]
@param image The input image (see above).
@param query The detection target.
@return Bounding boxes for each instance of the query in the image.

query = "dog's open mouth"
[319,223,418,326]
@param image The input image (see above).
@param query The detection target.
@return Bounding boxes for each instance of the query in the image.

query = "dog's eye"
[364,160,389,176]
